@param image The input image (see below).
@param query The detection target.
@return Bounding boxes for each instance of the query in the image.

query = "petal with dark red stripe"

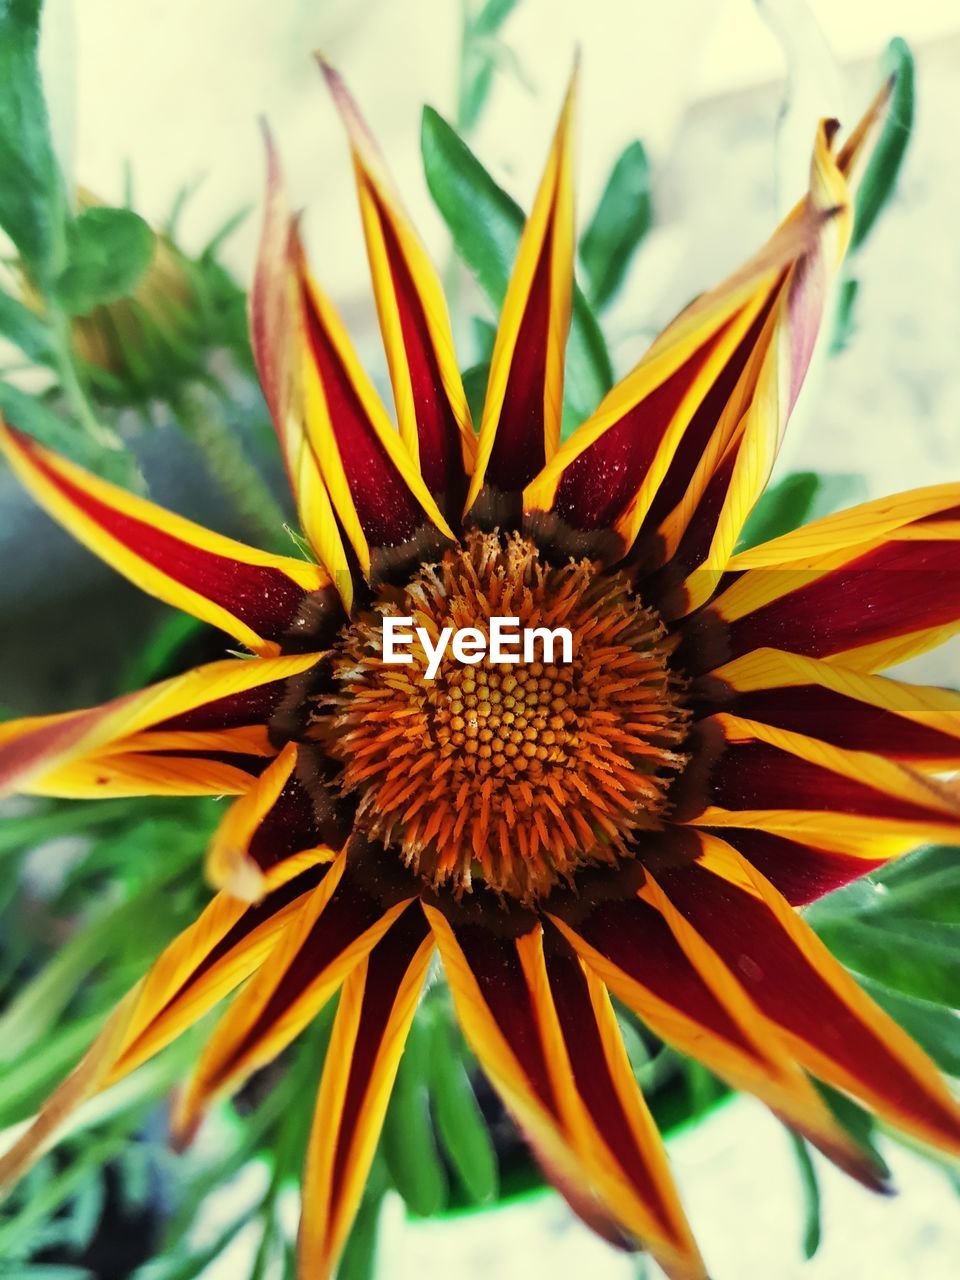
[465,71,576,529]
[296,240,454,585]
[205,742,350,900]
[705,827,888,907]
[699,648,960,768]
[318,59,474,522]
[172,844,417,1143]
[524,84,890,575]
[299,904,434,1278]
[547,862,887,1188]
[428,902,705,1277]
[655,832,960,1155]
[0,653,323,800]
[251,129,356,606]
[0,418,340,656]
[685,485,960,673]
[676,713,960,862]
[0,855,330,1188]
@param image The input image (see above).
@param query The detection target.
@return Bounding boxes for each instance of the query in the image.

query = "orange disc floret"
[325,531,690,901]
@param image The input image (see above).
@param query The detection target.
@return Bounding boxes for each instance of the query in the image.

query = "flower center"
[326,531,690,902]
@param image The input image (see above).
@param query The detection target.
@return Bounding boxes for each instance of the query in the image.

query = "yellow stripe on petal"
[663,832,960,1156]
[0,419,337,655]
[318,58,474,520]
[0,857,330,1189]
[0,652,323,799]
[465,66,577,528]
[172,851,414,1144]
[299,907,434,1278]
[296,241,455,582]
[251,130,356,609]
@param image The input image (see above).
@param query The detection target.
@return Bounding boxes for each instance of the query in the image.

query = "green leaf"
[0,381,137,484]
[56,207,156,316]
[737,470,868,550]
[473,0,520,37]
[814,1081,890,1184]
[0,0,64,282]
[580,141,652,310]
[427,1007,498,1204]
[857,977,960,1077]
[787,1132,822,1260]
[0,290,53,364]
[382,1018,447,1215]
[462,361,490,424]
[829,276,860,355]
[421,106,612,430]
[850,38,915,253]
[817,916,960,1006]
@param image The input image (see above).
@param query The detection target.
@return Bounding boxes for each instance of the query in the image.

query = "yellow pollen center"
[325,531,690,902]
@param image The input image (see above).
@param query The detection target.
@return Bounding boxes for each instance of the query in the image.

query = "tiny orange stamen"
[326,532,690,902]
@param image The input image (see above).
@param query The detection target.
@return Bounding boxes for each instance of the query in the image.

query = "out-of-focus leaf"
[850,37,915,253]
[0,0,64,281]
[56,207,155,315]
[382,1017,447,1215]
[458,0,521,132]
[787,1132,822,1259]
[0,291,54,364]
[580,140,652,310]
[737,470,868,550]
[814,1081,890,1183]
[829,276,860,354]
[426,1005,498,1204]
[0,381,135,484]
[337,1157,389,1280]
[462,361,489,424]
[421,106,613,428]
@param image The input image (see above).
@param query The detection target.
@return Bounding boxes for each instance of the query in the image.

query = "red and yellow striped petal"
[465,68,576,529]
[0,419,339,656]
[656,832,960,1155]
[296,237,454,585]
[318,59,474,521]
[427,904,708,1278]
[676,713,960,863]
[205,741,349,901]
[524,85,890,577]
[547,863,888,1188]
[699,648,960,768]
[684,485,960,673]
[251,128,355,606]
[172,847,416,1144]
[0,855,330,1188]
[0,652,323,799]
[709,828,888,907]
[299,904,433,1278]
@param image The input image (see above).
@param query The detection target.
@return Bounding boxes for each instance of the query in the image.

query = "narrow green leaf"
[0,381,137,483]
[580,140,652,310]
[814,1080,890,1183]
[473,0,521,37]
[462,361,489,424]
[56,207,156,316]
[850,38,915,253]
[427,1009,498,1204]
[421,106,613,429]
[787,1132,822,1259]
[0,290,53,364]
[0,0,64,281]
[829,275,860,355]
[737,470,868,550]
[382,1018,447,1215]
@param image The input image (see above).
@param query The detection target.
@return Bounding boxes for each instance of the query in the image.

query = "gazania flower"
[1,57,959,1280]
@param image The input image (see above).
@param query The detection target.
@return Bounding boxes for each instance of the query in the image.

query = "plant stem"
[173,384,287,550]
[48,307,122,451]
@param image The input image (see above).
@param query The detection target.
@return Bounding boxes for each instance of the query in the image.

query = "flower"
[1,57,959,1280]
